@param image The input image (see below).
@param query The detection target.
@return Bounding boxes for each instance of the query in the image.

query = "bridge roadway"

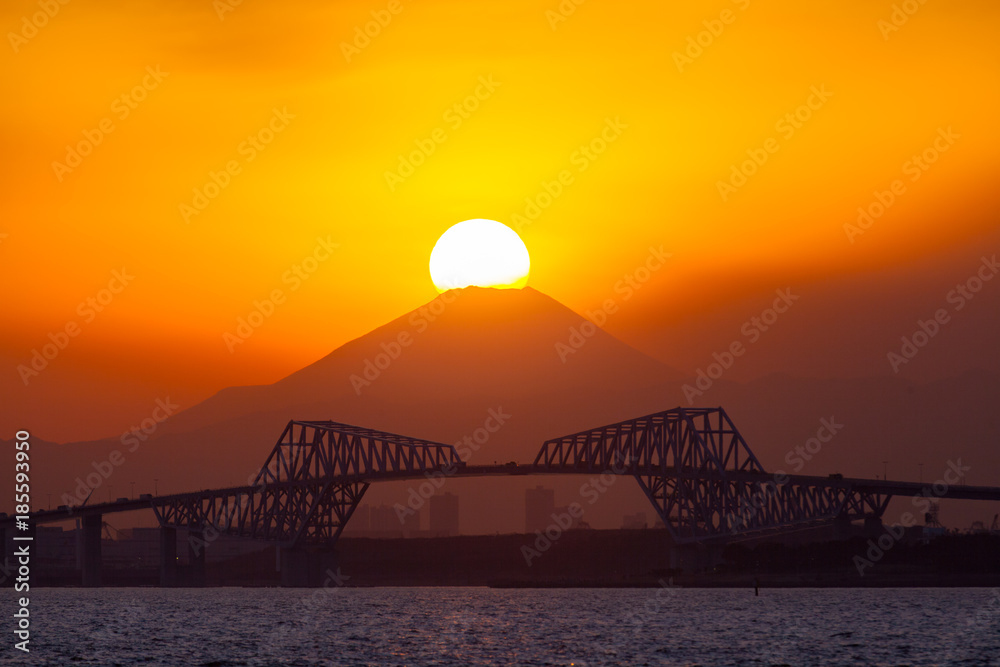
[4,407,999,587]
[7,464,1000,528]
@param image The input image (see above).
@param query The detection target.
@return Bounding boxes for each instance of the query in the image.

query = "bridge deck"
[5,464,999,528]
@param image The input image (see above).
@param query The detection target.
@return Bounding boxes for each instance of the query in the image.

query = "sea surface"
[4,587,999,666]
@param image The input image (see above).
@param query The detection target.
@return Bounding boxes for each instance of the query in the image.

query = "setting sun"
[429,219,530,292]
[3,1,1000,661]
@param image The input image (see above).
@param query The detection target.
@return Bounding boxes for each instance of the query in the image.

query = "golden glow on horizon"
[429,219,530,292]
[0,0,997,421]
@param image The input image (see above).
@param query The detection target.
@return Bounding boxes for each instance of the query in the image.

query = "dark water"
[5,587,999,665]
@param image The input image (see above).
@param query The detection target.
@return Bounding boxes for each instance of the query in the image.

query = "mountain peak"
[32,288,685,512]
[154,286,682,445]
[277,285,681,403]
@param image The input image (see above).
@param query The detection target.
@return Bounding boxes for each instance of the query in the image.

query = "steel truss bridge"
[5,407,1000,585]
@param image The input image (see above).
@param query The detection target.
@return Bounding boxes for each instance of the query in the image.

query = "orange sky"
[2,0,999,441]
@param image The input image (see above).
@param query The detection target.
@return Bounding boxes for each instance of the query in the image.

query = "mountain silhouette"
[16,287,1000,533]
[25,287,686,530]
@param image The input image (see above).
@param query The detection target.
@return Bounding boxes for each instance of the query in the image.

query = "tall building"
[429,492,460,536]
[342,504,370,535]
[363,503,420,537]
[399,505,421,536]
[370,504,399,532]
[525,485,555,533]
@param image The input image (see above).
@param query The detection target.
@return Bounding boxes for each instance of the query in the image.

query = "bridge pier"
[186,528,207,587]
[834,514,853,539]
[81,514,102,587]
[279,547,317,587]
[669,543,723,573]
[0,526,10,586]
[159,527,178,587]
[864,515,884,536]
[279,546,338,587]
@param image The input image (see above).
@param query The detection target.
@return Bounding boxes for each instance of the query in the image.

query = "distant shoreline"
[486,573,1000,589]
[16,529,1000,589]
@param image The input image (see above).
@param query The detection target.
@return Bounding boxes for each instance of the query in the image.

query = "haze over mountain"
[11,288,686,531]
[7,287,999,533]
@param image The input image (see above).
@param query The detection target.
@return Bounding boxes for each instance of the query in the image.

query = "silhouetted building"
[370,504,399,532]
[105,527,159,567]
[343,505,371,535]
[525,485,555,533]
[553,506,585,530]
[429,493,460,536]
[364,503,420,537]
[622,512,647,529]
[36,526,77,566]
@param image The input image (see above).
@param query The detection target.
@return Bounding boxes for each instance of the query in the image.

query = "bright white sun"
[429,219,530,292]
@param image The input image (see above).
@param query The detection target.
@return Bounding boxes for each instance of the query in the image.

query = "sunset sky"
[2,0,999,443]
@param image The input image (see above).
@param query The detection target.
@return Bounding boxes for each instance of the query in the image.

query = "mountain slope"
[20,287,686,514]
[14,288,998,533]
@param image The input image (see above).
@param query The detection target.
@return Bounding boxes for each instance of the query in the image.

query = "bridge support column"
[186,528,207,587]
[0,526,8,585]
[834,514,853,539]
[669,543,722,573]
[279,546,323,587]
[864,515,883,536]
[81,514,102,587]
[159,527,178,587]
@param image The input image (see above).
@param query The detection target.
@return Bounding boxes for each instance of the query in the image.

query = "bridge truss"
[534,407,890,543]
[152,421,462,546]
[85,406,987,548]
